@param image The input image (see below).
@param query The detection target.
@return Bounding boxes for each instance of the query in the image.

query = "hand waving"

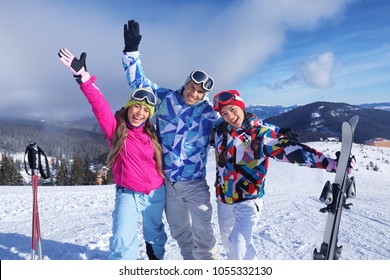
[277,127,300,142]
[326,152,356,174]
[123,19,142,52]
[58,48,89,84]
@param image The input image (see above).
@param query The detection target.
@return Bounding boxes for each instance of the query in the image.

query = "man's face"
[183,80,207,105]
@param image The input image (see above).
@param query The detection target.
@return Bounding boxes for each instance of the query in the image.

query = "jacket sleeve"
[260,120,279,132]
[122,51,158,91]
[79,75,116,143]
[260,127,330,170]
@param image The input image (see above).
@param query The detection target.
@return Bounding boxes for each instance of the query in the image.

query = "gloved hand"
[123,19,142,52]
[326,151,356,174]
[277,127,300,142]
[58,48,90,84]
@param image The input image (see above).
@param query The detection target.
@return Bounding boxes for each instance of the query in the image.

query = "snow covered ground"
[1,142,389,261]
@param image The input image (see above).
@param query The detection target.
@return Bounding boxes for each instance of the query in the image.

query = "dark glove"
[123,19,142,52]
[277,127,300,142]
[58,48,89,84]
[326,151,356,174]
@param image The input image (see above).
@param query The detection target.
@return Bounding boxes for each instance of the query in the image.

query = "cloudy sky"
[0,0,389,120]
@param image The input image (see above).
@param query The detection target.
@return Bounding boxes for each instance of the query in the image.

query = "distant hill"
[0,116,108,160]
[262,101,390,143]
[0,101,388,160]
[53,117,102,134]
[246,102,390,120]
[358,102,390,111]
[246,104,300,119]
[35,102,390,133]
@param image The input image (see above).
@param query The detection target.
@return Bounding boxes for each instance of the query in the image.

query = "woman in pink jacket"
[58,48,167,260]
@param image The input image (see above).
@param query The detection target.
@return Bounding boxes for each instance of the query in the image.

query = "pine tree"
[0,153,24,185]
[0,154,7,185]
[71,155,84,186]
[56,160,69,186]
[13,166,24,185]
[54,157,60,170]
[83,157,96,185]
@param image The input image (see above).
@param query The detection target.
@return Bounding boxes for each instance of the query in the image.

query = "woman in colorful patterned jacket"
[58,48,167,260]
[121,20,220,260]
[211,90,343,260]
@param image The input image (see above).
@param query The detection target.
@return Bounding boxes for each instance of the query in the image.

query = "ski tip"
[348,115,359,127]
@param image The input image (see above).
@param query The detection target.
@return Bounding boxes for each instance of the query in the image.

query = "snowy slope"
[0,142,389,260]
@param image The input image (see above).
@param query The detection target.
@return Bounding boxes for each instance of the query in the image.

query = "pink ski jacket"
[80,76,163,194]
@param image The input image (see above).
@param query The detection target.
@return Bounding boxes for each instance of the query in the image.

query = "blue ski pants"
[109,185,167,260]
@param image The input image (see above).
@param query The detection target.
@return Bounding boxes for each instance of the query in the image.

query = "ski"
[313,115,359,260]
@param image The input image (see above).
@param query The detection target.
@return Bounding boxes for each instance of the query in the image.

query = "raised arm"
[260,127,334,170]
[122,20,158,91]
[58,48,116,141]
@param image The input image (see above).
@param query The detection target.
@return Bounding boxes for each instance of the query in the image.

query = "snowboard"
[313,115,359,260]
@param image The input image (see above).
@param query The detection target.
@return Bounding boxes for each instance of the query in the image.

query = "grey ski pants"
[165,179,219,260]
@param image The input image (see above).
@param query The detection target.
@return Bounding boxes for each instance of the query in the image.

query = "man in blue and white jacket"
[121,20,220,260]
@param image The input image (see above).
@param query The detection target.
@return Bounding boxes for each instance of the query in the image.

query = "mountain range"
[0,102,389,160]
[262,102,390,143]
[0,116,108,160]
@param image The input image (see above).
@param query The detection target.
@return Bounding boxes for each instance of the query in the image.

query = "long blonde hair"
[107,107,165,178]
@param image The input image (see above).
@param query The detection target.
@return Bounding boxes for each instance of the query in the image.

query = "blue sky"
[0,0,389,120]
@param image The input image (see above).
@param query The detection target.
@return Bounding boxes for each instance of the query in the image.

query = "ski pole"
[24,141,51,260]
[31,171,43,260]
[24,141,43,260]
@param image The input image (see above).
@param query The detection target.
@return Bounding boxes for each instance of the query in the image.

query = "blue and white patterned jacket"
[122,51,219,182]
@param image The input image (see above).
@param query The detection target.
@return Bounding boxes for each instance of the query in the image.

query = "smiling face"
[220,104,245,128]
[182,80,207,105]
[127,103,150,126]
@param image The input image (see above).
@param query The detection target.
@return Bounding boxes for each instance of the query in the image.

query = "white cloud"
[268,52,336,90]
[0,0,355,120]
[301,52,336,88]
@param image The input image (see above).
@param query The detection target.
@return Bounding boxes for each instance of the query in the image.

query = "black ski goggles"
[190,70,214,91]
[131,89,157,106]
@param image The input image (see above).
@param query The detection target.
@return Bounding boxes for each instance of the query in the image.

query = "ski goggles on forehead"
[190,70,214,91]
[131,89,157,106]
[212,91,236,111]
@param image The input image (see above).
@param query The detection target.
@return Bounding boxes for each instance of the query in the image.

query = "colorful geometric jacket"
[122,51,219,182]
[212,113,332,204]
